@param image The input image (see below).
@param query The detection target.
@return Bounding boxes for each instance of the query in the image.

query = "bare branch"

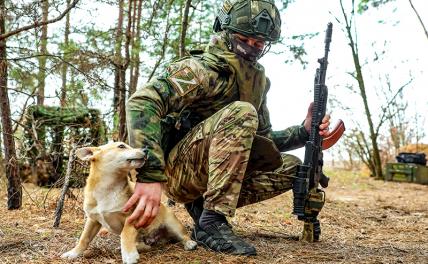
[375,78,414,137]
[148,0,174,80]
[409,0,428,41]
[0,0,79,40]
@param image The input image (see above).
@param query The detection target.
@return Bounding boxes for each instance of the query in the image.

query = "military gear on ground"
[213,0,281,42]
[192,222,257,256]
[229,33,264,61]
[396,152,427,166]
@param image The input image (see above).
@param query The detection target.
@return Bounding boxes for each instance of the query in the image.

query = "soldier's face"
[234,33,265,50]
[230,33,265,62]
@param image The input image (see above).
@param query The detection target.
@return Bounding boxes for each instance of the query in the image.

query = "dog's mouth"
[127,158,146,168]
[127,158,144,161]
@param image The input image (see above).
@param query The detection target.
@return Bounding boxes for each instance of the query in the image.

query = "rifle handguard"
[322,119,345,150]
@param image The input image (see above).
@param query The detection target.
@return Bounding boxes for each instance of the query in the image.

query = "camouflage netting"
[21,105,107,187]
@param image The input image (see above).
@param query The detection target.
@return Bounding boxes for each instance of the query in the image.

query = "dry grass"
[1,168,428,264]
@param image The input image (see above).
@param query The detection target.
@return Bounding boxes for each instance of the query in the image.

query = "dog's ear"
[75,147,98,161]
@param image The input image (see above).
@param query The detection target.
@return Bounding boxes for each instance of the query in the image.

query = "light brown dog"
[61,142,196,264]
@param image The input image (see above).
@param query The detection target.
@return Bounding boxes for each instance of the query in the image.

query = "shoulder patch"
[166,66,200,96]
[165,58,212,97]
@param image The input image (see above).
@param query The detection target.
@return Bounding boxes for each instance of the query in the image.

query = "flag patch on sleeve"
[166,66,200,96]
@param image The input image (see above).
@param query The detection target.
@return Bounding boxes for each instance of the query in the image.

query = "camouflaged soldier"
[123,0,331,256]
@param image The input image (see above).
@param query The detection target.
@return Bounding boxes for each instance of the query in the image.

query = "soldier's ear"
[75,147,99,161]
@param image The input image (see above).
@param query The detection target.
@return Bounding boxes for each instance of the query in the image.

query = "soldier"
[123,0,331,256]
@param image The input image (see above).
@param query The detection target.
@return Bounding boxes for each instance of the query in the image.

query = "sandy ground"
[1,168,427,264]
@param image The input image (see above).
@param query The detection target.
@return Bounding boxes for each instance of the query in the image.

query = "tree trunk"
[60,0,71,106]
[113,0,125,141]
[179,0,192,57]
[37,0,49,106]
[340,0,383,178]
[51,0,72,185]
[0,0,22,209]
[129,0,143,96]
[118,0,133,142]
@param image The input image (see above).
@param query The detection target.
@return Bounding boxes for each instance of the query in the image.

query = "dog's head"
[76,142,147,172]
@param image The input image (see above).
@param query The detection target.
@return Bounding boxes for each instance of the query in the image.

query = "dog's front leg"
[164,211,197,251]
[61,218,101,259]
[120,221,140,264]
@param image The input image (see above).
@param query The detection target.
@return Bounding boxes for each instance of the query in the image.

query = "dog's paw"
[184,240,198,251]
[61,249,81,259]
[136,242,151,252]
[121,250,139,264]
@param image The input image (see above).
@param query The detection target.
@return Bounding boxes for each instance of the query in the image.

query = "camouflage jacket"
[126,33,309,183]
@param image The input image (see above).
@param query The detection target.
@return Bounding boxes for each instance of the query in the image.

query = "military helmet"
[213,0,281,42]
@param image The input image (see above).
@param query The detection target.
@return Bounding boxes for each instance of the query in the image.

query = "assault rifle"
[292,23,345,242]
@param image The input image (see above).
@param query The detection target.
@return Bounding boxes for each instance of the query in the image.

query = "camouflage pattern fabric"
[126,32,308,183]
[126,32,309,215]
[164,101,301,216]
[237,153,301,209]
[215,0,281,42]
[164,101,258,216]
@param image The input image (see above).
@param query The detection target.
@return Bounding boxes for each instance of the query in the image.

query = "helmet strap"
[260,42,272,58]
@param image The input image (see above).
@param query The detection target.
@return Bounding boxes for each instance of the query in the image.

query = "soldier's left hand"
[304,102,331,136]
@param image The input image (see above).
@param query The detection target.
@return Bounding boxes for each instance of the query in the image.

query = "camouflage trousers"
[164,101,301,217]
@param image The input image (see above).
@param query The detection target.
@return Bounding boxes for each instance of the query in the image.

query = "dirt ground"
[1,168,427,264]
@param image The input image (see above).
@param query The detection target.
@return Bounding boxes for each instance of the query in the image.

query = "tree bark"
[129,0,143,96]
[179,0,192,57]
[113,0,124,141]
[118,0,133,142]
[113,0,129,142]
[0,0,22,209]
[60,0,71,106]
[37,0,49,106]
[51,0,72,185]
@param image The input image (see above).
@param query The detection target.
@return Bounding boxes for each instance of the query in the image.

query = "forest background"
[0,0,427,263]
[0,0,425,208]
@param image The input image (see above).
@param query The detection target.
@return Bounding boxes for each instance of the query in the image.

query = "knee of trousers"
[281,153,303,167]
[223,101,259,131]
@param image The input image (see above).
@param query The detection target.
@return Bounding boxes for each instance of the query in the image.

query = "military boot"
[195,209,257,256]
[184,196,204,226]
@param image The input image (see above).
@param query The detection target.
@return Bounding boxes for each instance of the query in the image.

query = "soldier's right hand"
[123,182,162,228]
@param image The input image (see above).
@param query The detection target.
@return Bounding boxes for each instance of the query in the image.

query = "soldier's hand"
[304,102,331,136]
[123,182,162,228]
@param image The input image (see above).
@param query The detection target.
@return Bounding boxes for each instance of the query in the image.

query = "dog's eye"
[118,144,126,149]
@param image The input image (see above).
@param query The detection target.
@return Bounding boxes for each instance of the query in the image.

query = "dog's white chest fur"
[85,184,130,234]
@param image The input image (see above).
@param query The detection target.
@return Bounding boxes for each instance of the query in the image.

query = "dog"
[61,142,197,264]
